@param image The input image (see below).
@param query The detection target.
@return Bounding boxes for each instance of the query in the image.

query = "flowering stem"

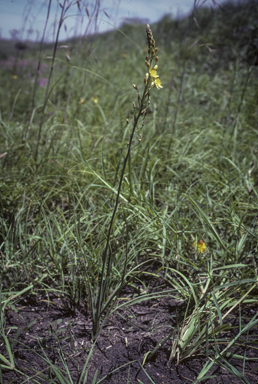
[93,85,149,339]
[92,23,162,340]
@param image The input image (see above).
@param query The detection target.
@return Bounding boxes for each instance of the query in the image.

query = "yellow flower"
[149,67,163,89]
[153,78,163,89]
[193,239,206,253]
[149,68,159,78]
[79,99,85,104]
[91,95,98,104]
[13,74,18,79]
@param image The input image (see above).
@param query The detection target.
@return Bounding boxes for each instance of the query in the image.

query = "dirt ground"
[2,286,258,384]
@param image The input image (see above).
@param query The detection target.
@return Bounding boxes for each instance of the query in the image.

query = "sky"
[0,0,231,42]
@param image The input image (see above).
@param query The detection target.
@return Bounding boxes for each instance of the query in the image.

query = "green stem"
[93,83,150,338]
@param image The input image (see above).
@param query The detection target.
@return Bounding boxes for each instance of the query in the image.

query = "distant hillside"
[153,0,258,66]
[0,0,257,67]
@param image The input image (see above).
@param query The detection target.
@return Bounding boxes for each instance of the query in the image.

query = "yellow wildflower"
[13,74,18,79]
[145,24,163,90]
[193,239,206,253]
[79,99,85,104]
[91,95,98,104]
[148,67,163,89]
[149,68,159,78]
[153,78,163,89]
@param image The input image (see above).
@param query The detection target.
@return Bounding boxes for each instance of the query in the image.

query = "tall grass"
[0,0,258,382]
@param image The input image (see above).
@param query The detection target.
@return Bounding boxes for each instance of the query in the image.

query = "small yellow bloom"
[13,74,18,79]
[153,78,163,89]
[79,99,85,104]
[148,67,163,89]
[91,95,98,104]
[149,68,159,78]
[193,239,206,253]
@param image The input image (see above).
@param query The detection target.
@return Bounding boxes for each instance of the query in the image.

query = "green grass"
[1,0,258,382]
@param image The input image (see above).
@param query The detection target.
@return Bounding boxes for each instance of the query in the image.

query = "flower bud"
[65,53,71,62]
[155,56,159,62]
[154,64,158,70]
[132,84,138,90]
[146,24,154,50]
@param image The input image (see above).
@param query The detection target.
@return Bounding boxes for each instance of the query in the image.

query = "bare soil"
[2,288,258,384]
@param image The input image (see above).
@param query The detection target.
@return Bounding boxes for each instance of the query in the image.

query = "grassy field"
[1,0,258,382]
